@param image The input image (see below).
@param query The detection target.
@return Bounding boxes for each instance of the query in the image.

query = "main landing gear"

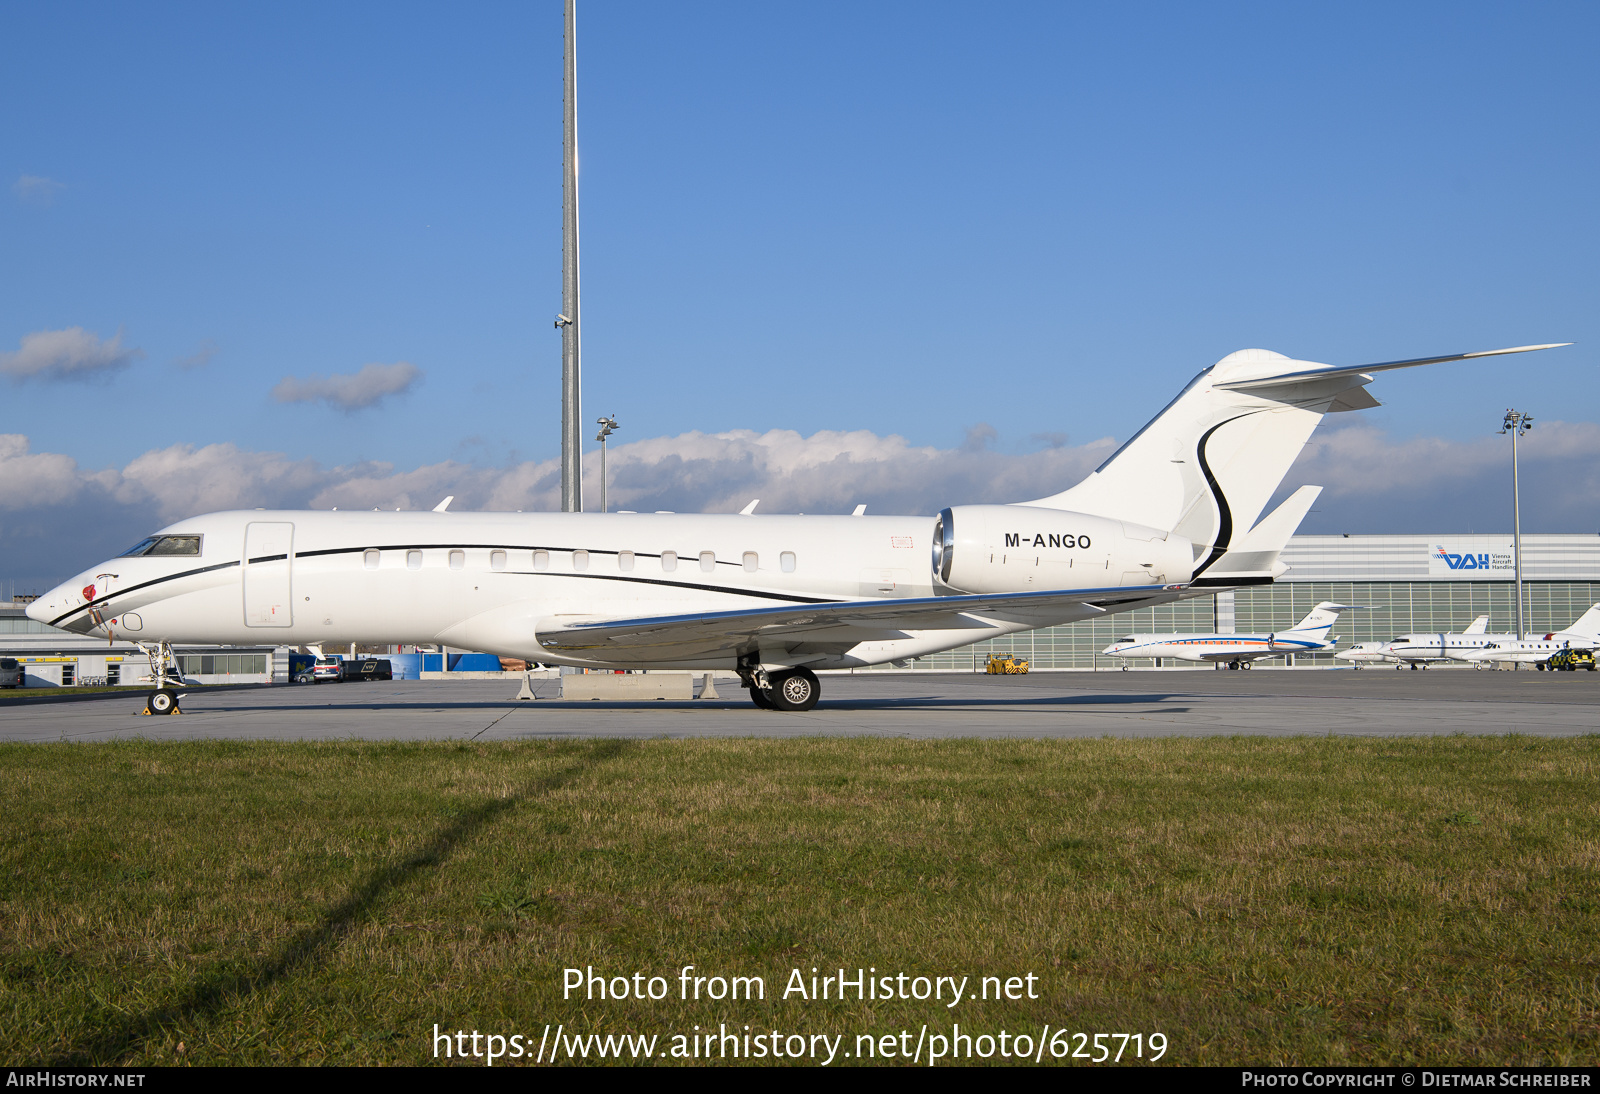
[739,664,820,712]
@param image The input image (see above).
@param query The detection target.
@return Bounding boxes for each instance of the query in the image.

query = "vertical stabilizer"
[1463,615,1490,634]
[1557,603,1600,640]
[1024,344,1568,580]
[1185,484,1321,586]
[1288,601,1363,637]
[1026,351,1375,575]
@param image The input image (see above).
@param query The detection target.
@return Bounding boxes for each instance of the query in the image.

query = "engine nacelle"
[932,505,1194,595]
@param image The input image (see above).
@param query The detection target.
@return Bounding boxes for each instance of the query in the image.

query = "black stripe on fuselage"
[50,542,843,627]
[47,560,242,627]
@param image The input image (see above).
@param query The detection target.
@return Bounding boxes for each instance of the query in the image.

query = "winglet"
[739,499,760,516]
[432,496,454,513]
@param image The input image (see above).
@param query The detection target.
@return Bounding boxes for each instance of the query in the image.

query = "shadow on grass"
[50,738,635,1066]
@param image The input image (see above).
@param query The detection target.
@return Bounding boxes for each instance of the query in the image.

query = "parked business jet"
[1377,613,1534,669]
[26,343,1566,713]
[1458,605,1600,667]
[1333,642,1394,668]
[1101,601,1361,668]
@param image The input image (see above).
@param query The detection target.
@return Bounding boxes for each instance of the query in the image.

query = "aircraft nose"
[26,579,86,630]
[24,588,60,625]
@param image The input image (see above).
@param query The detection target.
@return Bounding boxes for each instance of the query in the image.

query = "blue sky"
[2,2,1597,583]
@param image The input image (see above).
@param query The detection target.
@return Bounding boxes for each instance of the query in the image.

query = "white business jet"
[1458,605,1600,668]
[1101,601,1361,668]
[1333,642,1394,668]
[26,343,1567,714]
[1376,613,1535,669]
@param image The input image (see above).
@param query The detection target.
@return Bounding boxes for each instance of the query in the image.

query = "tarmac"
[0,668,1594,742]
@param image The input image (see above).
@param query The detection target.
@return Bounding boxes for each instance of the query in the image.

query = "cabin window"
[363,549,380,570]
[490,550,506,571]
[700,551,716,573]
[661,551,677,572]
[742,551,758,573]
[533,550,549,570]
[407,550,423,570]
[619,551,635,571]
[449,550,465,570]
[780,551,797,573]
[573,550,589,571]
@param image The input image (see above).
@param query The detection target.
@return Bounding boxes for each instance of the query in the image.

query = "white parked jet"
[26,343,1567,713]
[1375,613,1535,669]
[1333,642,1394,668]
[1101,601,1361,669]
[1458,605,1600,667]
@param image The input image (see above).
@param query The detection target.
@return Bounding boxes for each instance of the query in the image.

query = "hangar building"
[920,533,1600,671]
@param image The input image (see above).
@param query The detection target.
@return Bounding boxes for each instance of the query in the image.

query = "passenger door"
[243,522,294,627]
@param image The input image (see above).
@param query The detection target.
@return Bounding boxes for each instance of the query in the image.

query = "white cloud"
[272,362,422,411]
[173,340,219,370]
[1277,419,1600,533]
[13,175,64,206]
[0,327,143,382]
[2,421,1596,589]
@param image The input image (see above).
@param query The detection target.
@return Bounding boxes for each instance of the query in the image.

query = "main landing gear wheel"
[146,688,179,716]
[768,669,820,712]
[747,686,777,710]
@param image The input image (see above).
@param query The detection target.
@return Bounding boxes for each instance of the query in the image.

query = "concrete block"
[561,673,695,700]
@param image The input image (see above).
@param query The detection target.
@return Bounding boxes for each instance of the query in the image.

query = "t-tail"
[1023,344,1569,583]
[1285,601,1363,640]
[1557,604,1600,641]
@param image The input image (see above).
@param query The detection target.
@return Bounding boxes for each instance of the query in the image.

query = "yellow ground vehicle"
[986,654,1030,674]
[1544,649,1596,671]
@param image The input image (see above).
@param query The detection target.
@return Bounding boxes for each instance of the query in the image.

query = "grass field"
[1,736,1596,1066]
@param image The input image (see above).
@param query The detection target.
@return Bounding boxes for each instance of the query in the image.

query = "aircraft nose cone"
[26,580,84,630]
[24,592,56,625]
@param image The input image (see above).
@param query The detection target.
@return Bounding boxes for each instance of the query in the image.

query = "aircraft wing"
[537,583,1179,657]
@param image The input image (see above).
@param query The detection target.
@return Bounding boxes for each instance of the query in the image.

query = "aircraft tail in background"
[1287,601,1363,638]
[1557,604,1600,640]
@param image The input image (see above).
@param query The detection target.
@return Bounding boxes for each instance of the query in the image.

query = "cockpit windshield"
[120,535,203,557]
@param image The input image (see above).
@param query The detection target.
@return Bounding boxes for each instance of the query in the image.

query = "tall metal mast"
[557,0,583,512]
[1501,408,1533,641]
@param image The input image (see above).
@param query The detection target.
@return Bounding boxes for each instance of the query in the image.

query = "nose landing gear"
[138,641,187,715]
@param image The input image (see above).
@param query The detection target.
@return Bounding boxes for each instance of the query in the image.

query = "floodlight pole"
[1501,408,1533,646]
[557,0,583,513]
[595,416,618,513]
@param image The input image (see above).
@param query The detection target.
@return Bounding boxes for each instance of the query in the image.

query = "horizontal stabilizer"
[1214,344,1571,391]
